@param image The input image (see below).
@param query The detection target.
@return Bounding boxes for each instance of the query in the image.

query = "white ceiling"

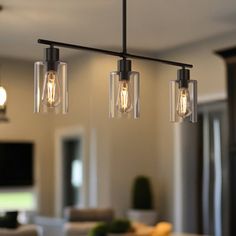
[1,0,236,60]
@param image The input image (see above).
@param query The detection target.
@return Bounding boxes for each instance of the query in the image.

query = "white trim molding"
[54,126,86,217]
[198,92,227,104]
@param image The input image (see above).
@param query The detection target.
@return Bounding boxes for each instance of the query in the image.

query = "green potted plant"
[127,176,157,225]
[89,223,109,236]
[108,219,133,236]
[89,220,133,236]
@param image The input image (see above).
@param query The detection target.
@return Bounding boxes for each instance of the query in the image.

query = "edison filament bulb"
[42,70,61,108]
[176,87,192,118]
[116,80,132,113]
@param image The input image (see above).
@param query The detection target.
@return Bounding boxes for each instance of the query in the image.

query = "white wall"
[154,31,236,225]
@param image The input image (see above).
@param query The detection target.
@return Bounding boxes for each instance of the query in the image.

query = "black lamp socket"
[178,68,190,88]
[45,47,60,71]
[118,59,132,80]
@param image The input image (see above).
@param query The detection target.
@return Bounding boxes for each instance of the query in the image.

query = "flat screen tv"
[0,142,34,187]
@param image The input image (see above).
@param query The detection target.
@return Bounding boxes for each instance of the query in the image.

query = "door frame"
[173,100,229,235]
[54,126,86,217]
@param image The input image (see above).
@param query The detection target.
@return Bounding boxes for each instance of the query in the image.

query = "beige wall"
[0,54,159,218]
[53,54,159,217]
[1,30,235,221]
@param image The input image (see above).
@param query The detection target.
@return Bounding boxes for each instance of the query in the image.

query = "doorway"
[174,101,229,236]
[62,138,83,208]
[55,126,86,217]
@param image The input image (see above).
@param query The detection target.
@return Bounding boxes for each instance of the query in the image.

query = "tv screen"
[0,142,34,187]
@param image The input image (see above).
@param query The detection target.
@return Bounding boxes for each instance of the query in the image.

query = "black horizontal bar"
[125,53,193,68]
[38,39,193,68]
[38,39,123,57]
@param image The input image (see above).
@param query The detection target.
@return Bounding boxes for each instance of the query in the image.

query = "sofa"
[64,208,114,236]
[0,224,43,236]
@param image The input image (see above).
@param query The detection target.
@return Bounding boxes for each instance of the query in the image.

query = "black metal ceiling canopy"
[37,0,193,69]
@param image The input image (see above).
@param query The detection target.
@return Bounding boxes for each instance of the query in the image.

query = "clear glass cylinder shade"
[0,86,8,121]
[0,86,7,110]
[170,80,197,123]
[109,71,140,119]
[34,61,68,114]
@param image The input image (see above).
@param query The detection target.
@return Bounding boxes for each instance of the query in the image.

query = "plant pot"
[108,233,135,236]
[127,209,158,226]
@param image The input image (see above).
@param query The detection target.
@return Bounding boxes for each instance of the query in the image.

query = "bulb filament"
[47,74,56,105]
[42,70,61,108]
[176,88,192,118]
[120,82,129,111]
[116,80,132,113]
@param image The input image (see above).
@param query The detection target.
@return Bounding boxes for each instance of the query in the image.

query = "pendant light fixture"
[34,0,197,122]
[170,68,197,123]
[109,59,140,119]
[34,46,68,114]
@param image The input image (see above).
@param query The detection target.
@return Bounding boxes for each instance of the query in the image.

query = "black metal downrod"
[123,0,127,56]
